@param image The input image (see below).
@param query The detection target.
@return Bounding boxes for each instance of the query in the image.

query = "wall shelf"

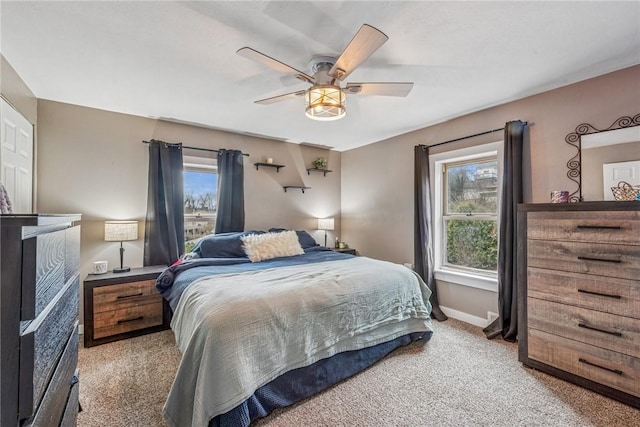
[306,168,332,177]
[255,162,285,172]
[283,186,311,193]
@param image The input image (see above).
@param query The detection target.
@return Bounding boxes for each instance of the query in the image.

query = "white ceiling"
[2,1,639,151]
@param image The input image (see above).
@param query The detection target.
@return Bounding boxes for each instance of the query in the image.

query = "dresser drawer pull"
[577,289,622,299]
[116,292,144,299]
[577,322,622,337]
[117,316,144,324]
[578,358,623,375]
[576,225,622,230]
[577,256,621,264]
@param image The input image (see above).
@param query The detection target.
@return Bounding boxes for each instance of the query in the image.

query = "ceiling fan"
[237,24,414,121]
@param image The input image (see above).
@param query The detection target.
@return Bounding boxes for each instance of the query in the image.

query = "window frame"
[183,155,218,246]
[430,141,502,292]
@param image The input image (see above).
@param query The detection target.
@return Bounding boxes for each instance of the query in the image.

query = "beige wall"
[1,55,37,124]
[341,65,640,322]
[36,100,341,325]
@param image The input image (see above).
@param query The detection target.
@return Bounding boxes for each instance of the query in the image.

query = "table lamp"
[104,220,138,273]
[317,217,335,247]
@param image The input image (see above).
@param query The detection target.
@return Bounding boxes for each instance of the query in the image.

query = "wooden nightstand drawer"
[93,302,163,339]
[93,280,160,313]
[83,265,169,347]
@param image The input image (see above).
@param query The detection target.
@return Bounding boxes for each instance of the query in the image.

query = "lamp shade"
[105,221,138,242]
[317,218,335,231]
[305,86,346,121]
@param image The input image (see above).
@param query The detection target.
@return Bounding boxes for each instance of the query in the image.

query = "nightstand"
[83,265,170,347]
[332,247,357,255]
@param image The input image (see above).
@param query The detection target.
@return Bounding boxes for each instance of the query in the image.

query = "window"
[183,155,217,253]
[431,142,502,291]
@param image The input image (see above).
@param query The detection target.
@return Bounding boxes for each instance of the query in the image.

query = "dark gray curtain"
[144,140,184,266]
[483,120,527,342]
[414,145,447,321]
[215,149,245,233]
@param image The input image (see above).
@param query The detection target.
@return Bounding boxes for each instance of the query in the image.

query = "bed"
[156,229,434,427]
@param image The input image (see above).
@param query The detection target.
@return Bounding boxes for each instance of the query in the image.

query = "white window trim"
[430,141,502,292]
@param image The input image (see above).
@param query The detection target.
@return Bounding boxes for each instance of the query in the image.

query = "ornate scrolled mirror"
[565,113,640,202]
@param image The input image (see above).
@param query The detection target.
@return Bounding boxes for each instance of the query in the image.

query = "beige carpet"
[77,319,640,427]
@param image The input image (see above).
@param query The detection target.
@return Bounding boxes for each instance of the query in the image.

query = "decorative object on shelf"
[265,157,273,164]
[317,217,335,247]
[104,220,138,273]
[611,181,640,201]
[338,241,347,249]
[254,162,285,172]
[283,186,310,193]
[550,190,570,203]
[312,157,328,169]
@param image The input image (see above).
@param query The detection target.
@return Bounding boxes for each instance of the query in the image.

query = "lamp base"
[113,266,131,273]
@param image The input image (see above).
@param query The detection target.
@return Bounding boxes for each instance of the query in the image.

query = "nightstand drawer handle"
[576,225,622,230]
[577,289,621,299]
[117,292,143,299]
[577,256,621,264]
[117,316,144,324]
[578,358,623,375]
[577,322,622,337]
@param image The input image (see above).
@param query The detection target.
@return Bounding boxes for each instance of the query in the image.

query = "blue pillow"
[268,228,319,249]
[193,230,263,258]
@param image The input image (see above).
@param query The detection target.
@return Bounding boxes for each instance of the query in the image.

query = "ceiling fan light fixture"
[305,85,346,121]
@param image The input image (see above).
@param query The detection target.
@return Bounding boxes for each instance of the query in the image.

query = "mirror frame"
[565,113,640,202]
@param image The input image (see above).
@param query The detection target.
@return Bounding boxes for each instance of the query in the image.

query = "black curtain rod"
[142,140,250,157]
[423,127,505,151]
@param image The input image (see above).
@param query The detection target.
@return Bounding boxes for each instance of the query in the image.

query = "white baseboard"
[440,305,490,328]
[79,324,84,335]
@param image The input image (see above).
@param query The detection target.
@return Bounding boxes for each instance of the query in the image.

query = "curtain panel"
[215,149,245,233]
[144,140,185,266]
[483,120,527,342]
[414,145,447,321]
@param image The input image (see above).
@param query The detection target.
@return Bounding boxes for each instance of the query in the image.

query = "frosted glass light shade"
[305,86,346,121]
[104,220,138,242]
[317,218,335,231]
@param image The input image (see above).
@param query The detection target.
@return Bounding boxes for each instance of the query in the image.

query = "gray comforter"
[163,256,433,427]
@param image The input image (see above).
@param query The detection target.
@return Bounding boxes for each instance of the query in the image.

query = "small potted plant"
[312,157,328,169]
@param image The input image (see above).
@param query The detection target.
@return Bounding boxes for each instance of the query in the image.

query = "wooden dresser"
[83,265,170,347]
[517,201,639,409]
[0,214,81,427]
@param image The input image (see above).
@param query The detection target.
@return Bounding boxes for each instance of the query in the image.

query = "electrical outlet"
[487,311,498,323]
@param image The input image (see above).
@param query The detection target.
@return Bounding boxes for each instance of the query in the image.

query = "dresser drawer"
[528,240,639,280]
[528,267,640,319]
[59,371,79,427]
[528,329,639,398]
[23,324,78,427]
[93,301,163,339]
[527,210,640,245]
[528,298,640,358]
[93,279,160,313]
[19,276,79,419]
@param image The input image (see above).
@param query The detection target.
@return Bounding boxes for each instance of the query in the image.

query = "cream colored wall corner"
[36,100,341,327]
[340,65,640,321]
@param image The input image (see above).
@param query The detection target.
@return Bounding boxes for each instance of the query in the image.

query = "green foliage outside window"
[446,219,497,271]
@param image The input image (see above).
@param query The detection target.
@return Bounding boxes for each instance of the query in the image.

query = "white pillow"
[241,230,304,262]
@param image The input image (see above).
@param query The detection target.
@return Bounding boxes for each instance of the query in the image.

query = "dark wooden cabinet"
[332,247,357,255]
[1,214,81,427]
[518,201,639,409]
[83,265,170,347]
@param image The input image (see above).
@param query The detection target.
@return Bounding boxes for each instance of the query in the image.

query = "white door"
[603,160,640,201]
[1,98,33,213]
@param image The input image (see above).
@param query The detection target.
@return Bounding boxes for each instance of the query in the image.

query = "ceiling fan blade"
[345,82,414,97]
[237,47,314,83]
[255,90,306,105]
[328,24,389,81]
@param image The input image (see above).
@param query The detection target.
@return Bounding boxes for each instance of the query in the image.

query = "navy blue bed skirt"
[210,330,433,427]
